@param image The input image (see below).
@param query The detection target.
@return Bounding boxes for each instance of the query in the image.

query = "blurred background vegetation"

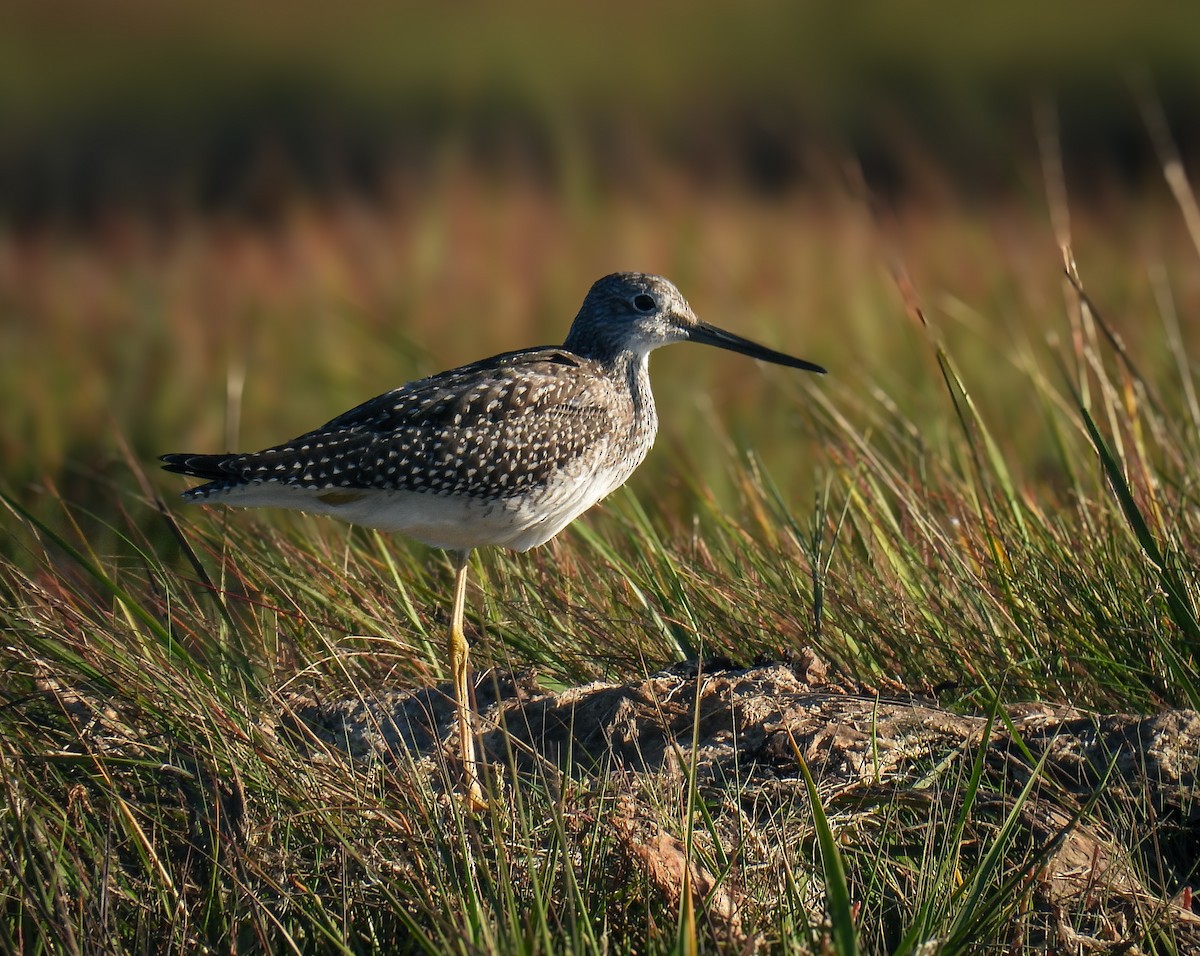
[5,0,1200,217]
[3,0,1199,523]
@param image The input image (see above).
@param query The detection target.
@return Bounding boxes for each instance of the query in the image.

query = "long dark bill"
[688,321,826,374]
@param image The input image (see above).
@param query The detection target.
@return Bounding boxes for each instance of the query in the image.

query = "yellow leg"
[450,549,486,810]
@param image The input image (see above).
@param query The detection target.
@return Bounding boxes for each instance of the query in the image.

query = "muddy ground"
[292,654,1200,951]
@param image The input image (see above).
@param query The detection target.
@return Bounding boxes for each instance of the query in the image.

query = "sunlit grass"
[3,202,1198,947]
[4,113,1200,949]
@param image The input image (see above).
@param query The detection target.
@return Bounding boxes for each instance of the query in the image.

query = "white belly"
[197,461,635,552]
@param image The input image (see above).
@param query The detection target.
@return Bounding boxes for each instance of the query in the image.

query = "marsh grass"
[4,224,1199,951]
[4,121,1200,951]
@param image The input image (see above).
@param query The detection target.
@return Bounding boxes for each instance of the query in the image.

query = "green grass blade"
[790,732,860,956]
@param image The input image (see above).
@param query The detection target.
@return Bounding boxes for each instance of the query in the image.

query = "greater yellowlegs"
[162,272,825,807]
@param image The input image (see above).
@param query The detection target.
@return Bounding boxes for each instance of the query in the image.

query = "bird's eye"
[632,293,656,313]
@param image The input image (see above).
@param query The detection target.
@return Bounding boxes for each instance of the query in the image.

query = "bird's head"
[564,272,826,374]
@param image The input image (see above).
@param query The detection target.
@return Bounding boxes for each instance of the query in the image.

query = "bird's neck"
[618,350,658,439]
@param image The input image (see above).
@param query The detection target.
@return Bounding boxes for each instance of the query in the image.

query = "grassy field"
[4,118,1200,951]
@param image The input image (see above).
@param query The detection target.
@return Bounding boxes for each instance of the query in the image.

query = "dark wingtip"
[159,453,233,480]
[159,453,190,475]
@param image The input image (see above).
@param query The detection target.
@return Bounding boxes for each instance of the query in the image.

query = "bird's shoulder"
[316,346,617,435]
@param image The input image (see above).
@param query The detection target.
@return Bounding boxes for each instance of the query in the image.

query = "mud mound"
[291,655,1200,949]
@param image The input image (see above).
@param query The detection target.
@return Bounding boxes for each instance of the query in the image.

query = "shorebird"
[162,272,825,807]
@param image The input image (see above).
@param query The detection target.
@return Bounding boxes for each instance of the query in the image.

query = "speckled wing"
[161,348,621,502]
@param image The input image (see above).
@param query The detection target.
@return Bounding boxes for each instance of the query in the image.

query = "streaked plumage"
[162,347,652,551]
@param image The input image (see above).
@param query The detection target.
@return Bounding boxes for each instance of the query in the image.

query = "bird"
[161,272,825,808]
